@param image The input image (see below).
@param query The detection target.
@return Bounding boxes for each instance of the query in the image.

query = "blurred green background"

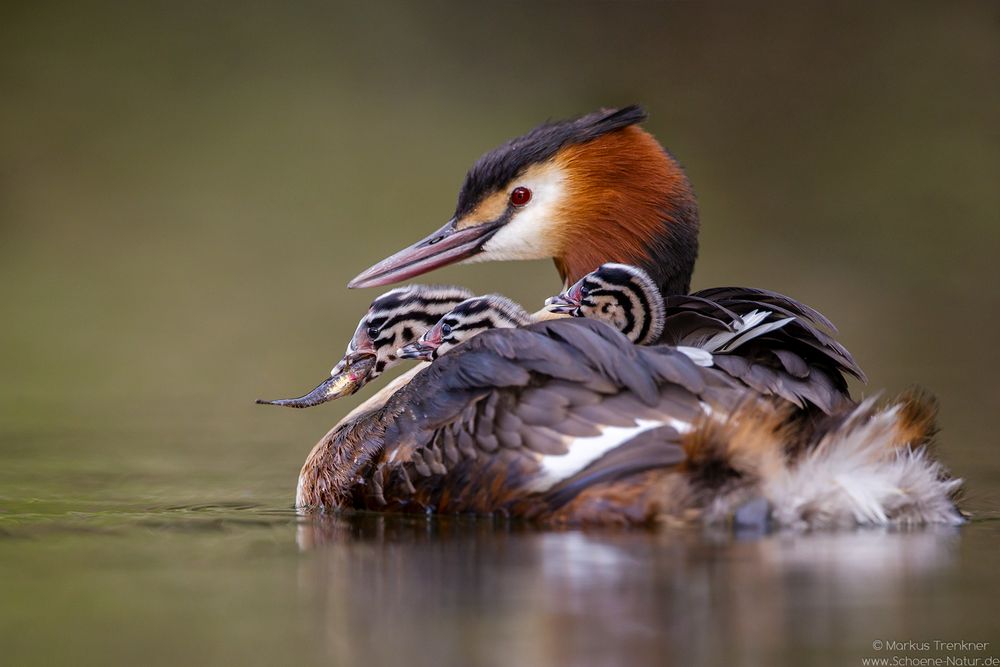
[2,0,996,492]
[1,2,997,665]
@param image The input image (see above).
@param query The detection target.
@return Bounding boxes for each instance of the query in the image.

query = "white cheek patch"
[526,417,693,492]
[477,166,566,262]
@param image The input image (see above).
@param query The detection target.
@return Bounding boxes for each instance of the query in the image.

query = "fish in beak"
[256,354,377,408]
[348,218,504,289]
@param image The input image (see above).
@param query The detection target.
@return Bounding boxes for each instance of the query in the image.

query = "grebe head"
[545,263,665,344]
[397,295,531,362]
[348,105,699,295]
[256,285,472,408]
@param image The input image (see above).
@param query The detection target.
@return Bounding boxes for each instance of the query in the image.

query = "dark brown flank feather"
[297,403,388,508]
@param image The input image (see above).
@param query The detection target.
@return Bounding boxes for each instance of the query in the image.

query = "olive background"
[1,2,997,665]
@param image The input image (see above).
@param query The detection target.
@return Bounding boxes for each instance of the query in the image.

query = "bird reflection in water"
[293,513,958,666]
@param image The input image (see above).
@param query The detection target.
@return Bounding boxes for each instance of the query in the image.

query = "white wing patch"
[722,316,796,352]
[676,345,714,366]
[526,417,692,492]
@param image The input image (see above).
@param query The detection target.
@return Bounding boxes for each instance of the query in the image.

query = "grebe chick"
[545,263,665,344]
[257,284,472,408]
[398,295,532,362]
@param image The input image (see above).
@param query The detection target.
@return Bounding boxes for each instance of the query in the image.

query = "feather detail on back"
[660,286,864,414]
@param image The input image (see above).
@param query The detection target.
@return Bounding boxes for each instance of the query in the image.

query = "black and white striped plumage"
[545,263,665,344]
[343,284,475,377]
[398,295,532,362]
[257,285,474,408]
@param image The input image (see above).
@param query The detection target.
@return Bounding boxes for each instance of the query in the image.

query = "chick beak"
[544,283,584,315]
[255,353,377,408]
[399,338,441,362]
[397,328,441,362]
[348,217,503,289]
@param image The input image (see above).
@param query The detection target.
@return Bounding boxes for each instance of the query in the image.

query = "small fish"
[256,356,377,408]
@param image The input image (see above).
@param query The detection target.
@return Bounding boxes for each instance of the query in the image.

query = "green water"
[2,444,999,666]
[2,1,998,664]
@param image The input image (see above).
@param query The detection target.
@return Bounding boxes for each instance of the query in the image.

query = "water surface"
[2,426,998,666]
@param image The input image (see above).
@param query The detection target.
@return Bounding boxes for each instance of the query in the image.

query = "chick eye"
[367,326,379,340]
[440,323,453,337]
[509,187,532,207]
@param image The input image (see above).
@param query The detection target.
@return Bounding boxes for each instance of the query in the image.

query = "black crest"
[454,105,648,217]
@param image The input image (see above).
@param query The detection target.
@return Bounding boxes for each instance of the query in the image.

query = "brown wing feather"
[365,319,739,514]
[659,287,864,414]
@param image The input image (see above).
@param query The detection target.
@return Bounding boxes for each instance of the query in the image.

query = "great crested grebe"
[545,263,667,344]
[273,106,962,526]
[289,286,959,526]
[349,106,863,415]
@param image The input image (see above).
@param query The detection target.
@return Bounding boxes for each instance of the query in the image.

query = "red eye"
[509,187,532,207]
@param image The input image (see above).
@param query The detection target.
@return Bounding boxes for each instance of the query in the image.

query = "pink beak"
[348,218,503,289]
[397,325,443,361]
[544,281,585,314]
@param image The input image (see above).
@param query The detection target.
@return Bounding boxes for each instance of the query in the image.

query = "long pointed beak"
[397,340,438,362]
[348,218,502,289]
[256,355,376,408]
